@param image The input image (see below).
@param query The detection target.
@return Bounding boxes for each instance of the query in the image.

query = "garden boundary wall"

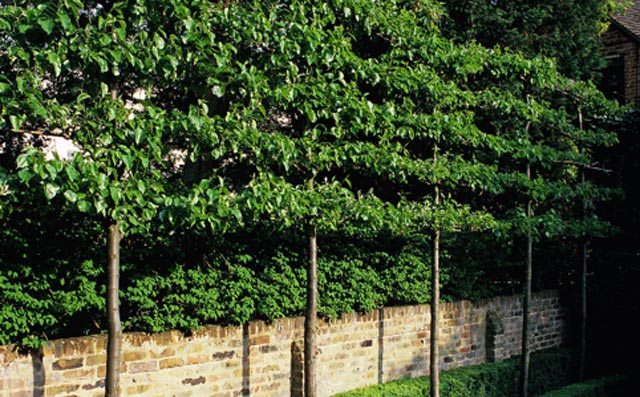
[1,290,566,397]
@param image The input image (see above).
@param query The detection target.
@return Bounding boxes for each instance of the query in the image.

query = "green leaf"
[65,166,79,181]
[44,183,60,200]
[17,169,33,183]
[0,18,11,31]
[77,199,91,213]
[211,85,224,98]
[154,34,165,50]
[58,12,71,30]
[94,198,107,215]
[47,52,62,76]
[134,129,144,145]
[16,153,30,169]
[38,18,54,35]
[63,190,78,203]
[76,93,91,103]
[121,154,133,169]
[115,23,127,42]
[16,78,25,94]
[9,115,20,130]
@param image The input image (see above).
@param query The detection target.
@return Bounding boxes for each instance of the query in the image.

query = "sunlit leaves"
[0,0,622,348]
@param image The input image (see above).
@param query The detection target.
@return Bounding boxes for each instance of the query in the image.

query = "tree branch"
[552,159,613,173]
[1,128,71,140]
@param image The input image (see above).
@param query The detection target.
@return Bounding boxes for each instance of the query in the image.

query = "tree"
[440,0,629,80]
[0,1,245,395]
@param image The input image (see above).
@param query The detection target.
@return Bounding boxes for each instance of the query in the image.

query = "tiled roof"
[612,0,640,40]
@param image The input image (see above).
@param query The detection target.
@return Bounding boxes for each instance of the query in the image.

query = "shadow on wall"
[243,323,250,397]
[378,308,384,384]
[31,349,44,397]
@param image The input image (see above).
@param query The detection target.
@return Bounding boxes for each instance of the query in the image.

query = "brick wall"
[1,290,566,397]
[601,24,640,105]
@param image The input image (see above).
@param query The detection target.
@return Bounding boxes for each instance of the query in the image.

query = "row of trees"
[0,0,626,396]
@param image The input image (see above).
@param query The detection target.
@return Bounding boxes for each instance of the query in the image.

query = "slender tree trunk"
[304,222,318,397]
[577,111,588,382]
[430,184,440,397]
[578,167,588,381]
[520,163,532,397]
[106,222,122,397]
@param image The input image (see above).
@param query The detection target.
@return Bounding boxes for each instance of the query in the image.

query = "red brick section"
[603,0,640,104]
[0,291,566,397]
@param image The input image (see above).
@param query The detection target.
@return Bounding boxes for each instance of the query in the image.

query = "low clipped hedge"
[539,374,631,396]
[333,348,573,397]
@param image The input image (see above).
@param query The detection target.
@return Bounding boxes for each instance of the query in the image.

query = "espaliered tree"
[0,1,249,395]
[454,49,620,395]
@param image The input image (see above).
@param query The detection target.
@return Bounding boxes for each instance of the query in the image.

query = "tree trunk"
[106,222,122,397]
[430,184,440,397]
[304,222,318,397]
[578,168,588,381]
[520,163,532,397]
[577,111,588,382]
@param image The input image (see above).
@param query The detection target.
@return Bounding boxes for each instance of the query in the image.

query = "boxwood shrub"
[333,348,573,397]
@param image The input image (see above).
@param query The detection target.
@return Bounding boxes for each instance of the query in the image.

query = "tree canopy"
[0,0,621,349]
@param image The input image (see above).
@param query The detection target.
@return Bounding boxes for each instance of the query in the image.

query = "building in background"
[600,0,640,105]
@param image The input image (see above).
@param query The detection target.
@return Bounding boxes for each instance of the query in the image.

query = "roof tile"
[612,0,640,39]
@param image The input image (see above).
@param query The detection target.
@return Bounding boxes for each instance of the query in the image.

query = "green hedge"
[538,375,631,397]
[333,349,573,397]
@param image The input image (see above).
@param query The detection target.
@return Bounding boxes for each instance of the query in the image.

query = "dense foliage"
[441,0,628,80]
[0,0,621,350]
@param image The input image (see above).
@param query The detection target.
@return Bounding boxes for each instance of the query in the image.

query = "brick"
[360,339,373,347]
[128,360,158,373]
[181,376,206,386]
[82,379,105,391]
[159,357,184,369]
[123,350,147,362]
[8,390,31,397]
[258,345,277,353]
[46,384,79,395]
[126,384,153,395]
[250,334,270,345]
[212,350,235,360]
[52,358,83,370]
[185,354,209,365]
[61,367,95,380]
[5,378,25,389]
[86,354,106,366]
